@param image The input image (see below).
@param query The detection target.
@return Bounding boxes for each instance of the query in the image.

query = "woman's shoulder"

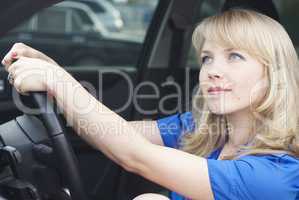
[240,153,299,165]
[237,153,299,184]
[207,153,299,199]
[243,154,299,191]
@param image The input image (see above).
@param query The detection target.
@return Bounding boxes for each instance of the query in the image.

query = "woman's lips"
[208,87,232,95]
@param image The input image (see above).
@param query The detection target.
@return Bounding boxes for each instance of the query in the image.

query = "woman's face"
[199,40,268,115]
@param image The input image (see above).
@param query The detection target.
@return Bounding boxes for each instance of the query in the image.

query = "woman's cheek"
[248,77,269,106]
[199,71,208,93]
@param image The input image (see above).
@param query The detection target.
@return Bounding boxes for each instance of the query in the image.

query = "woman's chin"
[209,109,227,115]
[208,105,235,115]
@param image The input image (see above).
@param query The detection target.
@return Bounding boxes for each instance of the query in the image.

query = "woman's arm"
[1,43,165,146]
[129,121,164,146]
[49,72,214,200]
[50,70,150,169]
[3,44,214,199]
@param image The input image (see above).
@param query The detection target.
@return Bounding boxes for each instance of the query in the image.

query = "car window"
[2,0,159,68]
[71,8,94,33]
[186,0,224,68]
[72,8,93,26]
[36,9,67,34]
[187,0,299,68]
[12,19,34,32]
[79,1,105,13]
[274,0,299,52]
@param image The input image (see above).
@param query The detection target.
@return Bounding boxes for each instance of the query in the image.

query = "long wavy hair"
[180,9,299,159]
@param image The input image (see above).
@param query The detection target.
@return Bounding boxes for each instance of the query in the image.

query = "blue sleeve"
[156,112,195,148]
[207,155,299,200]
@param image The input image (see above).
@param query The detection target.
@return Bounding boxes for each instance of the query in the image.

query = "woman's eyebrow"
[224,48,234,52]
[202,48,235,54]
[201,50,211,54]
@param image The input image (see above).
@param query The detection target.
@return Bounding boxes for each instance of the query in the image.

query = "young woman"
[2,9,299,200]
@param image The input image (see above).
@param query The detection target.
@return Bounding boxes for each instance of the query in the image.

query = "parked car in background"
[0,1,141,67]
[71,0,124,32]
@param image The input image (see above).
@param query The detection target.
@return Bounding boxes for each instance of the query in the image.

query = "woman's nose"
[208,70,223,80]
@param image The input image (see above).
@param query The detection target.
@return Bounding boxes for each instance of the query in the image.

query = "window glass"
[79,1,105,13]
[71,8,94,32]
[73,8,93,26]
[2,0,158,67]
[11,19,33,32]
[36,9,67,33]
[274,1,299,52]
[186,0,224,68]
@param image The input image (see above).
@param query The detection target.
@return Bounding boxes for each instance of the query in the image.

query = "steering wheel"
[31,92,89,200]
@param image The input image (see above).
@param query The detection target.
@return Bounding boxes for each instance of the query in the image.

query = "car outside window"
[0,0,159,68]
[71,9,94,33]
[36,9,67,34]
[78,0,105,13]
[13,20,34,32]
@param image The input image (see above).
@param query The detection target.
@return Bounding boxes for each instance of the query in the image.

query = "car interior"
[0,0,297,199]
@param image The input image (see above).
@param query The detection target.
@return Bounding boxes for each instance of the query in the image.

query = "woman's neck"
[225,108,257,149]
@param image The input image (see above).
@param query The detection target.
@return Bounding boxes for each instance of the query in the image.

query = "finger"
[13,66,45,94]
[6,63,18,85]
[7,57,45,78]
[6,61,18,74]
[6,58,23,73]
[2,43,30,69]
[13,72,23,94]
[6,58,28,85]
[12,66,33,83]
[2,51,20,71]
[2,52,17,70]
[6,56,31,71]
[7,72,15,85]
[2,44,19,65]
[9,61,27,80]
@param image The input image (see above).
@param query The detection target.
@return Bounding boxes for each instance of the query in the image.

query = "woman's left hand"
[4,56,65,95]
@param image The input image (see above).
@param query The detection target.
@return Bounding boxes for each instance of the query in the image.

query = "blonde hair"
[180,9,299,159]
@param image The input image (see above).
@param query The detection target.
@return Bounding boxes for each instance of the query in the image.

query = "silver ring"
[7,72,14,84]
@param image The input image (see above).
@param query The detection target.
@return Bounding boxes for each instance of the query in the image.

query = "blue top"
[157,112,299,200]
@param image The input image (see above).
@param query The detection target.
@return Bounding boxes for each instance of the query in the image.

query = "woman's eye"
[229,53,245,61]
[201,56,212,64]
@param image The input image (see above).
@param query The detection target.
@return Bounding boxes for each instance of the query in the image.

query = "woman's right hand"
[1,42,58,66]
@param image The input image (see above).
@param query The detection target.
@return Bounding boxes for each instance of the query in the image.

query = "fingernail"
[11,52,17,58]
